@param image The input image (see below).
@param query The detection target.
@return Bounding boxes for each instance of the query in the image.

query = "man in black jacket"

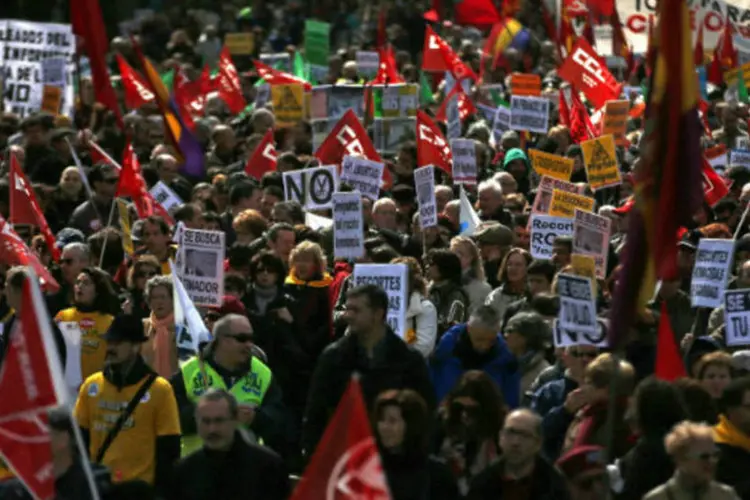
[301,284,435,458]
[170,389,289,500]
[714,376,750,498]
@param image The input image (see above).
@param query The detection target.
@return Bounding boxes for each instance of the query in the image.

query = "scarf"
[714,414,750,452]
[253,284,278,315]
[148,312,176,378]
[284,270,333,288]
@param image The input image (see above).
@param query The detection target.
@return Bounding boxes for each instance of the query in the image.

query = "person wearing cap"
[556,445,608,500]
[68,163,121,236]
[504,312,552,404]
[170,313,286,458]
[474,222,514,290]
[501,148,532,195]
[74,315,181,495]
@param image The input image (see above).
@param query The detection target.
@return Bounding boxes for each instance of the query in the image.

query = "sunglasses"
[451,401,480,416]
[227,333,254,343]
[103,177,119,184]
[137,270,158,279]
[256,267,274,274]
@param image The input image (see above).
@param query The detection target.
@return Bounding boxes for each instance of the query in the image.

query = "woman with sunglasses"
[125,255,162,320]
[643,422,738,500]
[435,370,507,496]
[374,389,458,500]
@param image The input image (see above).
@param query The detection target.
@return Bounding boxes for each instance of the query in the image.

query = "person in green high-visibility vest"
[169,313,287,458]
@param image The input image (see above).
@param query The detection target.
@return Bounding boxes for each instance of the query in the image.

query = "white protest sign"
[42,56,67,88]
[690,238,734,308]
[446,94,461,140]
[340,155,384,200]
[177,228,225,307]
[150,181,184,213]
[328,85,366,119]
[377,84,418,118]
[333,192,365,260]
[573,209,612,279]
[531,176,586,215]
[510,95,549,134]
[553,318,609,348]
[356,50,380,78]
[58,321,83,395]
[255,84,270,108]
[450,138,477,184]
[476,103,496,123]
[557,273,598,335]
[414,165,438,228]
[260,52,291,72]
[530,214,574,259]
[352,263,409,338]
[283,164,339,210]
[736,137,750,150]
[492,106,511,144]
[0,20,76,118]
[730,149,750,169]
[305,212,334,230]
[724,289,750,346]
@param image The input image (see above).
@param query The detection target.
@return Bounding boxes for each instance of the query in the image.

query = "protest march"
[8,0,750,498]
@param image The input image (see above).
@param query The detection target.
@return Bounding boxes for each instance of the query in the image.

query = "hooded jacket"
[502,147,531,195]
[430,323,520,407]
[714,415,750,498]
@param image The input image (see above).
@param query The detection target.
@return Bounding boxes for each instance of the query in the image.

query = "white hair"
[478,180,504,197]
[373,198,397,212]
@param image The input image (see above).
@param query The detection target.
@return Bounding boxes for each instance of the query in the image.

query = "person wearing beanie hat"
[502,148,531,195]
[74,314,181,496]
[556,445,608,500]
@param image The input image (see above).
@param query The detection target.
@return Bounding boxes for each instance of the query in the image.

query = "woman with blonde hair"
[392,257,438,357]
[485,247,532,321]
[450,236,492,314]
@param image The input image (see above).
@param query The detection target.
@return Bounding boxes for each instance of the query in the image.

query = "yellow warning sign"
[528,150,573,181]
[581,135,621,191]
[271,84,305,126]
[41,85,62,114]
[571,254,597,296]
[548,189,595,218]
[224,33,255,55]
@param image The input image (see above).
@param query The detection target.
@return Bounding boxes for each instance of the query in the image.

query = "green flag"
[161,69,174,89]
[420,72,434,105]
[739,69,749,103]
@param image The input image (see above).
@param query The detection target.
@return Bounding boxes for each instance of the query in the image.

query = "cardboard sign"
[572,209,611,279]
[531,176,586,215]
[333,192,365,260]
[530,214,574,259]
[528,150,574,181]
[553,318,609,348]
[224,33,255,55]
[150,181,183,213]
[446,94,461,140]
[725,289,750,347]
[581,135,622,190]
[353,264,409,338]
[177,228,226,307]
[356,50,380,78]
[340,155,384,201]
[571,254,598,297]
[690,238,734,308]
[557,273,598,336]
[414,165,438,228]
[730,149,750,168]
[601,100,629,144]
[271,84,305,126]
[510,95,549,134]
[283,164,339,210]
[510,73,541,96]
[379,84,418,118]
[40,85,62,114]
[548,189,595,218]
[450,138,477,184]
[492,106,511,144]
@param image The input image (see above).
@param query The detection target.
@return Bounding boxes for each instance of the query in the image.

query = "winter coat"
[404,292,438,357]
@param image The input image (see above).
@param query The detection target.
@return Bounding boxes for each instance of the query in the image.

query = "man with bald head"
[154,153,191,201]
[206,124,239,168]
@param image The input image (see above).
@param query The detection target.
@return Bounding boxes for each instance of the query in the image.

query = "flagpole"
[68,404,102,500]
[735,202,750,239]
[98,199,117,269]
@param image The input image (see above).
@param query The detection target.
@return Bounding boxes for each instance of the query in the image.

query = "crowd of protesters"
[2,0,750,499]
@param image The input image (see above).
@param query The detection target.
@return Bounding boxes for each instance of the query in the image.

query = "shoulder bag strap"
[94,373,158,464]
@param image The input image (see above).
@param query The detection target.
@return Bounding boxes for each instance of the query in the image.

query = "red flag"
[0,271,70,500]
[172,68,199,130]
[558,38,621,108]
[559,87,596,144]
[718,20,738,70]
[421,26,478,82]
[116,54,155,110]
[0,218,59,291]
[654,303,687,381]
[370,46,404,85]
[315,110,393,189]
[9,154,60,263]
[452,0,501,29]
[694,23,705,66]
[217,48,248,114]
[377,8,388,49]
[70,0,123,128]
[245,129,277,180]
[587,0,614,16]
[702,157,730,207]
[118,142,154,219]
[89,141,121,171]
[435,85,477,123]
[707,49,724,86]
[290,378,390,499]
[254,60,313,90]
[416,110,453,175]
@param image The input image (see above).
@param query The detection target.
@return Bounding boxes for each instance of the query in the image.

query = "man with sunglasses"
[531,344,599,462]
[170,313,286,459]
[69,163,121,236]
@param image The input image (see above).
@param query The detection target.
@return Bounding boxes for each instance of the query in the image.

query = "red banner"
[558,38,621,109]
[702,157,729,207]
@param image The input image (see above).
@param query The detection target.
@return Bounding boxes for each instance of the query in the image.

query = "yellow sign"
[271,84,305,126]
[117,199,134,256]
[548,189,595,218]
[601,100,629,145]
[528,150,573,181]
[224,33,255,55]
[581,135,621,191]
[41,85,62,114]
[571,254,597,296]
[724,61,750,87]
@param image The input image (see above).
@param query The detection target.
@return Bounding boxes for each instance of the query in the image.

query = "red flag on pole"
[9,154,60,263]
[557,38,622,108]
[217,48,248,114]
[254,60,313,90]
[435,85,477,123]
[416,110,453,175]
[702,157,730,207]
[421,26,478,82]
[0,219,59,292]
[290,378,391,499]
[116,54,155,110]
[88,141,121,171]
[654,302,688,381]
[245,129,278,180]
[694,23,705,66]
[0,270,72,500]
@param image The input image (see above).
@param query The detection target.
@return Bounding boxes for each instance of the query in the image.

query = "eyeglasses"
[227,333,254,343]
[256,267,273,274]
[136,270,158,279]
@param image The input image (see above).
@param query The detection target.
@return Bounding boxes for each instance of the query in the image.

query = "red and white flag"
[253,60,313,91]
[0,269,72,500]
[290,378,391,500]
[9,154,60,262]
[88,141,121,171]
[557,38,621,109]
[245,129,277,180]
[417,110,453,175]
[315,110,393,189]
[435,85,477,123]
[559,86,597,144]
[0,219,59,292]
[116,54,155,110]
[422,26,478,82]
[217,47,248,114]
[369,46,404,86]
[702,157,730,208]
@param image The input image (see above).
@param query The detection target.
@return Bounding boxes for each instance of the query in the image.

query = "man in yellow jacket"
[74,315,180,496]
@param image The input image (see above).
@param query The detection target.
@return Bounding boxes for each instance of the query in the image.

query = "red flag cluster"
[558,38,621,108]
[0,217,59,292]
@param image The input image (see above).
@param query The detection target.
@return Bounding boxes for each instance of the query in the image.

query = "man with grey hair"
[492,171,518,194]
[170,388,289,499]
[477,180,513,226]
[251,108,275,135]
[48,242,91,314]
[430,305,521,406]
[170,313,286,458]
[435,185,454,213]
[504,312,552,402]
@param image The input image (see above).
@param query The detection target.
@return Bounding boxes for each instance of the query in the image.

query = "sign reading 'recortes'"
[617,0,750,54]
